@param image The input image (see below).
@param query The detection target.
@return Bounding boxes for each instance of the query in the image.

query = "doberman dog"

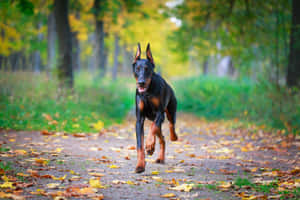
[132,43,178,173]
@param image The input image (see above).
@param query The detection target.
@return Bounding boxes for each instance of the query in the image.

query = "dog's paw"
[135,166,145,173]
[146,147,155,155]
[170,133,178,141]
[155,158,165,164]
[145,142,155,155]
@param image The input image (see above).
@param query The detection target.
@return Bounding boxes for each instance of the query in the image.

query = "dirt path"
[0,114,299,200]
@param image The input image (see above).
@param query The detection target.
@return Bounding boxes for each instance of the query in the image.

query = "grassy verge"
[0,71,135,133]
[173,76,300,134]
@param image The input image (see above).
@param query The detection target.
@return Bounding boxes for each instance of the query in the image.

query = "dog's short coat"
[132,43,178,173]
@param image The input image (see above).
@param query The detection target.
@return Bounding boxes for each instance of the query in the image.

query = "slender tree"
[112,33,119,80]
[287,0,300,88]
[93,0,106,77]
[53,0,73,88]
[47,11,56,71]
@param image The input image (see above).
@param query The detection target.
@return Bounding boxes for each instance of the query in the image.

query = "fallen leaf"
[47,183,60,189]
[89,179,105,189]
[14,149,27,155]
[161,193,176,198]
[127,146,136,150]
[55,148,63,153]
[151,171,160,175]
[0,181,15,189]
[73,133,86,137]
[109,165,120,169]
[42,113,53,121]
[126,180,135,185]
[35,158,49,166]
[92,120,104,131]
[169,183,194,192]
[16,172,29,177]
[41,130,54,135]
[89,172,105,177]
[54,196,68,200]
[52,174,67,181]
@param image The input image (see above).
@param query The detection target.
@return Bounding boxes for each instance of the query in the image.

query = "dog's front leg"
[154,111,166,164]
[135,115,145,173]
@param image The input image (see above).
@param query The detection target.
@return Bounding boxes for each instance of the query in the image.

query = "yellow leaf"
[161,193,176,198]
[169,183,194,192]
[109,165,120,169]
[52,174,67,181]
[0,181,15,189]
[126,180,135,185]
[72,124,80,128]
[16,173,29,177]
[2,175,9,182]
[151,171,160,175]
[79,187,95,195]
[55,148,63,153]
[92,120,104,131]
[89,179,105,189]
[35,158,49,166]
[47,183,60,189]
[165,170,174,173]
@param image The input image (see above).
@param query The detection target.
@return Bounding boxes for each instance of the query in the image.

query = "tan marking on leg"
[138,100,144,111]
[152,125,165,164]
[165,109,178,141]
[135,135,145,173]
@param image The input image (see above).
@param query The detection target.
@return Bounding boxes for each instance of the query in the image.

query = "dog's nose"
[138,80,145,86]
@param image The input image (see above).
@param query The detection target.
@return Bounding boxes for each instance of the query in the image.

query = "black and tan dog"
[132,43,178,173]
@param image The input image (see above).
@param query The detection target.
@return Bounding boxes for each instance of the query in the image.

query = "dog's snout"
[138,79,146,86]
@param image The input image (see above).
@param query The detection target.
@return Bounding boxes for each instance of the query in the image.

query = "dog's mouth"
[137,85,147,93]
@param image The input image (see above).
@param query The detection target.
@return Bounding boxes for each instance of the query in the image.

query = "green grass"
[174,76,300,134]
[1,72,300,134]
[0,71,135,133]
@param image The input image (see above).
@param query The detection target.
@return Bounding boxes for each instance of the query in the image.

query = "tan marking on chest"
[151,97,160,107]
[138,100,144,111]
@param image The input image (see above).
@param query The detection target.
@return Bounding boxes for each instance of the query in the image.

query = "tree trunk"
[72,12,81,72]
[0,55,3,70]
[93,0,106,77]
[287,0,300,88]
[72,32,80,71]
[34,22,43,73]
[47,12,56,71]
[54,0,73,88]
[112,34,119,80]
[203,58,208,75]
[122,43,131,75]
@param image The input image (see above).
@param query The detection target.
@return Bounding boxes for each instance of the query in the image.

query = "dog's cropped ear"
[133,43,141,64]
[146,43,154,66]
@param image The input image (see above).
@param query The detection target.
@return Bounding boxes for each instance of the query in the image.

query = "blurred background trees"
[0,0,299,133]
[0,0,298,88]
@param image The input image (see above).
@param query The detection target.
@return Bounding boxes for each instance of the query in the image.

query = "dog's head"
[132,43,155,93]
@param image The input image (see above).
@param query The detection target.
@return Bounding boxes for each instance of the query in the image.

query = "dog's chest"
[141,95,160,120]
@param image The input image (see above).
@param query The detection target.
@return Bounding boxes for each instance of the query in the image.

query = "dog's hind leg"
[166,97,178,141]
[152,125,165,164]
